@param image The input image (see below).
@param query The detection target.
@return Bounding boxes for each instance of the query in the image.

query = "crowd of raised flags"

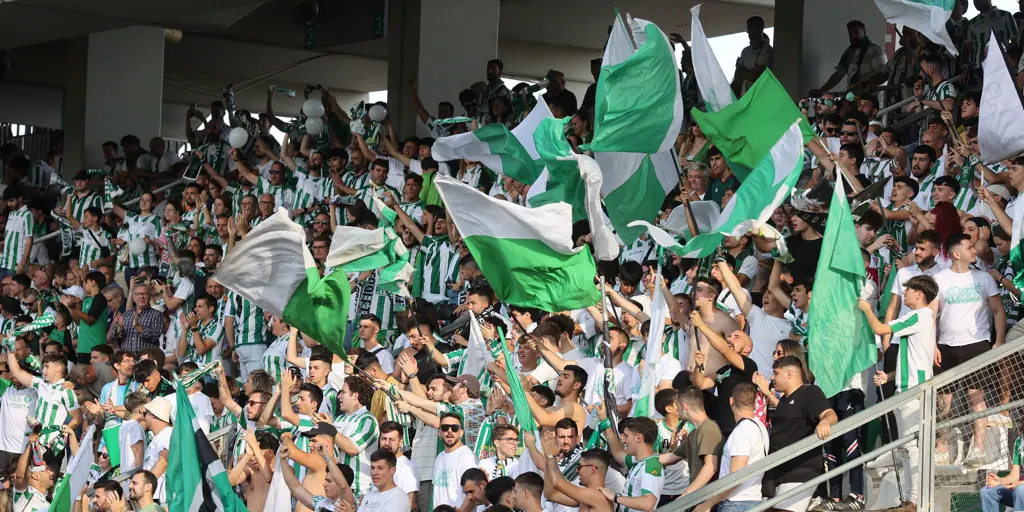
[2,2,1024,512]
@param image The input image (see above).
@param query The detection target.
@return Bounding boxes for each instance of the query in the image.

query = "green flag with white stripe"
[673,121,806,258]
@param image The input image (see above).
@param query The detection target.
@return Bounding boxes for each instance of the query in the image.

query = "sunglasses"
[439,424,462,432]
[841,130,859,136]
[824,127,839,135]
[774,350,785,356]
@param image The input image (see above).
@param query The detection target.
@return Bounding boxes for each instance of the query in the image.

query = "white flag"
[690,4,736,112]
[979,30,1024,164]
[263,456,292,512]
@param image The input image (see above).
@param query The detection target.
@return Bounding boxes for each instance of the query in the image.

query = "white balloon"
[228,127,249,149]
[129,237,148,256]
[368,104,387,122]
[305,117,324,135]
[302,99,326,119]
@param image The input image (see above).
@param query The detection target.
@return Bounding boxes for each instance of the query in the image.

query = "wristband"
[597,418,612,432]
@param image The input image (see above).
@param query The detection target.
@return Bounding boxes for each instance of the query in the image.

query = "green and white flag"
[49,426,96,512]
[167,383,248,512]
[807,175,877,398]
[590,13,683,244]
[327,197,414,296]
[627,221,687,258]
[432,97,552,186]
[673,121,806,258]
[690,4,736,112]
[12,312,54,336]
[434,175,601,312]
[215,208,351,356]
[692,70,815,181]
[527,117,587,222]
[874,0,957,56]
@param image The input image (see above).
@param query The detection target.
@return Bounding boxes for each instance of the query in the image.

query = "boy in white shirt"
[859,274,939,505]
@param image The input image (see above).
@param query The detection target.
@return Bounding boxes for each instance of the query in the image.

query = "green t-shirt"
[76,294,109,354]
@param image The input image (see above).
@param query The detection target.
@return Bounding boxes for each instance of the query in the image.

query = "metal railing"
[666,339,1024,512]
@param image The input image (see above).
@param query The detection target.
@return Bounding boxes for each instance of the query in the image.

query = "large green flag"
[590,13,683,244]
[498,327,537,434]
[168,383,249,512]
[215,209,352,356]
[807,176,877,398]
[691,70,815,181]
[49,426,96,512]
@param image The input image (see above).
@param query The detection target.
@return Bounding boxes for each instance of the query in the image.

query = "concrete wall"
[83,26,166,168]
[0,82,64,128]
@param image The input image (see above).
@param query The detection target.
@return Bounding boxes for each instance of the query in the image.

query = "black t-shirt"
[712,355,757,436]
[786,236,823,279]
[768,384,831,483]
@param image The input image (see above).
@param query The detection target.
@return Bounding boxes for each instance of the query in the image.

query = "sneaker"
[833,494,866,510]
[964,446,988,466]
[807,497,828,511]
[881,501,918,512]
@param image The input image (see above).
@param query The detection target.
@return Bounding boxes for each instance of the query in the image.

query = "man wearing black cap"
[13,440,60,511]
[1,186,33,277]
[65,169,102,224]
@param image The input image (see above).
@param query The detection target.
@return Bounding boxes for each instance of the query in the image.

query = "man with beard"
[235,149,296,214]
[128,470,163,512]
[215,367,271,469]
[280,144,334,227]
[500,363,589,435]
[910,144,940,211]
[810,20,888,95]
[431,413,479,509]
[188,116,234,178]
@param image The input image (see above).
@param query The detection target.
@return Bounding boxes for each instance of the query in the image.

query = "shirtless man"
[688,278,739,377]
[498,365,588,434]
[227,430,276,511]
[540,434,614,512]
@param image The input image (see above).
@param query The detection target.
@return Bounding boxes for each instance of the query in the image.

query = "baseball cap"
[446,374,481,395]
[300,422,338,439]
[987,184,1012,202]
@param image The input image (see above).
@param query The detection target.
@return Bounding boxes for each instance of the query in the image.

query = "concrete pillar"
[387,0,500,138]
[82,26,166,169]
[772,0,887,99]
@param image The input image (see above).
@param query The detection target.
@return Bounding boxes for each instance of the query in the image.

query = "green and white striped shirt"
[123,212,162,268]
[256,177,296,211]
[343,170,372,191]
[226,291,266,347]
[263,334,290,384]
[419,235,458,304]
[210,408,238,432]
[1,205,32,270]
[925,80,958,104]
[78,227,109,269]
[399,200,424,224]
[197,140,234,176]
[70,193,103,223]
[31,376,79,453]
[333,407,379,497]
[184,318,224,365]
[291,172,333,225]
[354,183,401,208]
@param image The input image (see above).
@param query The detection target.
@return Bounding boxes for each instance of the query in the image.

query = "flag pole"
[597,274,619,432]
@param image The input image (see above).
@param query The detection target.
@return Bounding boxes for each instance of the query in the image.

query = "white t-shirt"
[745,306,790,374]
[891,264,944,319]
[935,268,999,347]
[717,287,751,319]
[523,361,558,388]
[735,254,759,290]
[0,383,36,453]
[367,345,395,375]
[889,308,937,393]
[144,427,173,502]
[394,455,419,495]
[431,446,478,509]
[358,486,411,512]
[118,418,145,472]
[170,391,214,434]
[720,418,769,502]
[613,362,640,408]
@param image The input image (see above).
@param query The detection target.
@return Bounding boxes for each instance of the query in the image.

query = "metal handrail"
[666,339,1024,511]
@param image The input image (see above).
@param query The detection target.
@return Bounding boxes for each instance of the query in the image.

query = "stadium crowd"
[2,0,1024,511]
